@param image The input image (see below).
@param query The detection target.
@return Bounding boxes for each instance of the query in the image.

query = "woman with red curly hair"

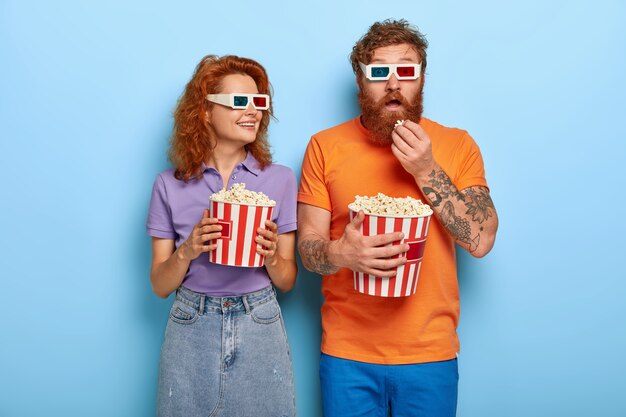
[146,55,297,416]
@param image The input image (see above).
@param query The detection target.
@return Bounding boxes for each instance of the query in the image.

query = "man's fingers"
[349,210,365,228]
[391,144,409,165]
[402,120,429,141]
[367,255,407,269]
[366,232,404,247]
[369,243,410,258]
[362,267,398,278]
[361,245,408,264]
[391,133,412,156]
[393,125,419,150]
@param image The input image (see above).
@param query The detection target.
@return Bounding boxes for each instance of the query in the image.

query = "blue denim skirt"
[157,285,296,417]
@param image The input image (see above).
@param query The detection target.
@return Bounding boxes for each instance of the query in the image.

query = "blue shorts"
[320,353,458,417]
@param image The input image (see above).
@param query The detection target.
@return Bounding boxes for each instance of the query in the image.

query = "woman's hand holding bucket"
[256,220,279,266]
[179,209,222,261]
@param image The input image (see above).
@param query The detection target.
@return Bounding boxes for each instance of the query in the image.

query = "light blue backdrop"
[1,1,625,416]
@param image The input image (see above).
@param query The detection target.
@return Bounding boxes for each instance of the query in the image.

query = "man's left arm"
[391,121,498,257]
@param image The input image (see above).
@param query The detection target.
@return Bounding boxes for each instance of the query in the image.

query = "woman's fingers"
[200,243,218,252]
[257,222,278,253]
[255,235,275,249]
[256,226,278,258]
[200,224,223,234]
[256,227,276,241]
[200,232,222,242]
[256,247,273,256]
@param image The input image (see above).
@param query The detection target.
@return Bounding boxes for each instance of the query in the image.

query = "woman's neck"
[206,144,247,189]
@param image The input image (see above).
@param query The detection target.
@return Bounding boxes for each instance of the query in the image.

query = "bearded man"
[297,19,499,417]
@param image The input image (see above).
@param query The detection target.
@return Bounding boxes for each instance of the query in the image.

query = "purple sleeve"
[146,174,177,239]
[275,169,298,235]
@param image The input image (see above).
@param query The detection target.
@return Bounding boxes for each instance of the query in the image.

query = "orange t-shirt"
[298,116,488,364]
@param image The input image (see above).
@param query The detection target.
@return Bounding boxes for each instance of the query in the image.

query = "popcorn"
[394,120,405,128]
[209,184,275,267]
[348,193,434,296]
[210,183,275,206]
[348,193,433,217]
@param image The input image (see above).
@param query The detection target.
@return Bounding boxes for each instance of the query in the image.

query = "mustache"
[377,91,409,107]
[359,87,424,145]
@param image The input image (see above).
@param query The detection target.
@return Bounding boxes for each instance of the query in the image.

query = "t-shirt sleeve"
[298,136,332,211]
[146,174,178,239]
[454,132,489,191]
[275,168,298,235]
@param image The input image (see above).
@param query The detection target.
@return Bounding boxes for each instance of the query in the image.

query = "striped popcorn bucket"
[209,199,275,267]
[349,209,432,297]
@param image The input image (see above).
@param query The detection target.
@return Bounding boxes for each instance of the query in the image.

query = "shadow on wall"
[130,221,172,416]
[134,221,172,340]
[272,76,357,415]
[338,77,361,124]
[457,242,496,310]
[127,129,175,415]
[134,133,174,342]
[278,263,323,416]
[457,247,483,299]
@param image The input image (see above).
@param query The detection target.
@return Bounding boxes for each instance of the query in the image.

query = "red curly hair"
[350,19,428,77]
[169,55,274,181]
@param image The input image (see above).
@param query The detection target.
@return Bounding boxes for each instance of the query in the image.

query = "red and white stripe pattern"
[209,200,274,267]
[349,210,432,297]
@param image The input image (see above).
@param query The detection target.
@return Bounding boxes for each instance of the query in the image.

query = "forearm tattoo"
[422,169,465,207]
[422,168,495,252]
[299,240,337,275]
[463,187,495,223]
[441,201,480,252]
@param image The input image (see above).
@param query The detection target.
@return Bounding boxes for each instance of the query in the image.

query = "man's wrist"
[326,239,342,270]
[413,162,438,186]
[299,236,341,275]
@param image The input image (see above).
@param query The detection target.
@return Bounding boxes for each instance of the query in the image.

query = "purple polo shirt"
[146,153,297,296]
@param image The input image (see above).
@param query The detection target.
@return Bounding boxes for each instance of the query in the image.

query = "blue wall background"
[1,1,625,416]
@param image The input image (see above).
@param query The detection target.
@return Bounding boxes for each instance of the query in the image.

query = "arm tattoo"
[299,239,337,275]
[421,169,494,252]
[441,202,480,252]
[463,187,495,223]
[422,168,480,251]
[422,169,465,207]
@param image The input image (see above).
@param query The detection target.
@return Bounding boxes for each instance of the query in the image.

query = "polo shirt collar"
[201,152,261,176]
[240,151,261,176]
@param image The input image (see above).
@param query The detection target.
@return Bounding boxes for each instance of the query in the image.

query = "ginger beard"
[358,84,424,145]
